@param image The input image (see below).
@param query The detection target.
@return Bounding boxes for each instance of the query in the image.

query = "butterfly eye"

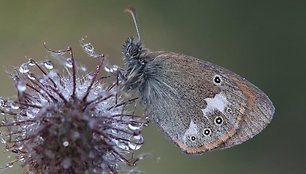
[203,128,212,136]
[213,74,222,85]
[214,116,223,125]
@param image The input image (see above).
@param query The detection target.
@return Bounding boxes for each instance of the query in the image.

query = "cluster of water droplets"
[106,115,146,153]
[0,40,148,173]
[80,38,101,58]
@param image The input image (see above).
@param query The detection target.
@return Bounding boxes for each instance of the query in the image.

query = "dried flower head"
[0,40,148,174]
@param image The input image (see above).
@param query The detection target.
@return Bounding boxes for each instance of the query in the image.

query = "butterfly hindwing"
[140,51,274,154]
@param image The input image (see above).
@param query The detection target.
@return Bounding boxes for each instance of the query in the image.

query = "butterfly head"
[122,37,144,65]
[121,7,158,93]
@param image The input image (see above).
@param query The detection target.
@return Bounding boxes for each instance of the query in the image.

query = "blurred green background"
[0,1,305,174]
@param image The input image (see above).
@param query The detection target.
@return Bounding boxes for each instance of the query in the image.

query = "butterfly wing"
[140,51,274,154]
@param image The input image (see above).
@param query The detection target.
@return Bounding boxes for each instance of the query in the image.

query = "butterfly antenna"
[125,6,141,41]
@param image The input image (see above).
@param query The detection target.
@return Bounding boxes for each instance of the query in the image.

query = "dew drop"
[39,136,44,141]
[19,156,25,162]
[6,163,13,168]
[112,65,119,71]
[131,134,144,144]
[112,139,129,151]
[10,102,19,110]
[104,65,118,73]
[82,43,96,57]
[128,141,142,150]
[128,134,144,150]
[27,73,36,80]
[19,63,29,73]
[104,64,118,73]
[65,58,73,68]
[43,60,54,69]
[128,124,142,131]
[18,145,24,150]
[16,80,26,92]
[63,141,69,147]
[0,98,5,107]
[117,142,130,151]
[12,75,19,81]
[27,58,35,66]
[104,66,112,73]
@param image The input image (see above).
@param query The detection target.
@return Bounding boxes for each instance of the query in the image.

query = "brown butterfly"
[119,7,274,154]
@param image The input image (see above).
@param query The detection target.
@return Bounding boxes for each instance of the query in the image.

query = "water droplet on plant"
[104,64,119,73]
[27,58,35,66]
[82,43,96,57]
[117,142,130,151]
[128,134,144,150]
[6,162,13,168]
[27,73,36,80]
[128,124,141,131]
[16,80,26,92]
[39,136,44,141]
[43,60,54,69]
[128,141,142,150]
[0,98,5,107]
[12,75,19,81]
[111,138,129,152]
[65,58,73,68]
[19,63,29,73]
[63,141,69,147]
[132,134,144,143]
[104,64,114,73]
[112,65,119,71]
[19,156,25,162]
[10,102,19,110]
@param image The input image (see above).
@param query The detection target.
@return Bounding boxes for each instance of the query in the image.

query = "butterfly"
[119,7,274,154]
